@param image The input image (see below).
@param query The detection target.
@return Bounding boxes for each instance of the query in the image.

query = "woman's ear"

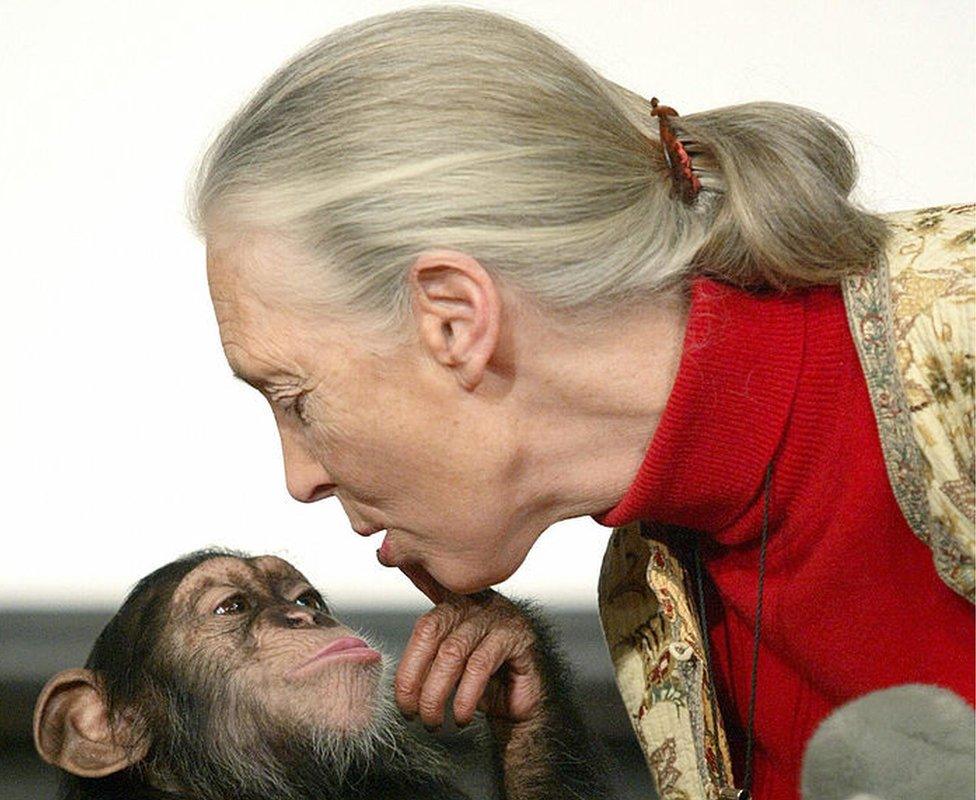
[408,250,501,391]
[33,668,148,777]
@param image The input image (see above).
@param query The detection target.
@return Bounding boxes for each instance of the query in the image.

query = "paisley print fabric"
[843,204,975,601]
[598,205,976,799]
[599,522,735,799]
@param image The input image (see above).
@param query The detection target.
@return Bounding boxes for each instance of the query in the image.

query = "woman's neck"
[504,291,689,525]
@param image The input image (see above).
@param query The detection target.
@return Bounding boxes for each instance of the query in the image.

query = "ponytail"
[195,8,891,333]
[676,102,890,288]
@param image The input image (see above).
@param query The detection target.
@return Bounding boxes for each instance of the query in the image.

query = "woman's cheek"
[302,397,355,459]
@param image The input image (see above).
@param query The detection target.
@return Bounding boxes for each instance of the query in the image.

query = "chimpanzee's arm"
[483,601,613,800]
[396,591,613,800]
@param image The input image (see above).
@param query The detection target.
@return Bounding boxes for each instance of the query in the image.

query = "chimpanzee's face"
[35,553,409,797]
[165,555,385,733]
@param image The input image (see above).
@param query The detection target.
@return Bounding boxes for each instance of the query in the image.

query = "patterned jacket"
[597,204,975,800]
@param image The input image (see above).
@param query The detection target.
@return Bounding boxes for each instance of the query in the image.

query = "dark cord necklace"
[694,460,773,800]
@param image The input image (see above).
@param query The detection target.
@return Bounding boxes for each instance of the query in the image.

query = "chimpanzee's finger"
[395,600,468,718]
[416,616,492,728]
[451,630,514,727]
[398,563,448,604]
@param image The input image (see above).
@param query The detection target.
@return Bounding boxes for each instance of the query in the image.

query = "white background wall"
[1,0,973,611]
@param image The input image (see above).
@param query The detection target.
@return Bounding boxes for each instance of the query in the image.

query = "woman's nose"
[279,429,336,503]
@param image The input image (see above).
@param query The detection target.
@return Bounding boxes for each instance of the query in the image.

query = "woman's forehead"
[206,229,320,310]
[207,234,339,378]
[206,237,276,323]
[208,281,308,389]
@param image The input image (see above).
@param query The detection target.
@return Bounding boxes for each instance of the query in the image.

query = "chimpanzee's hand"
[394,590,544,729]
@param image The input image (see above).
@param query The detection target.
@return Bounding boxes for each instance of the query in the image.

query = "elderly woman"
[193,8,974,800]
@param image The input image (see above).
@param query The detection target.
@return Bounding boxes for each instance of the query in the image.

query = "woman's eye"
[293,393,310,423]
[214,594,249,616]
[294,590,326,612]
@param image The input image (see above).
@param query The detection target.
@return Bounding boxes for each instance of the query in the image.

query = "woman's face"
[206,232,544,594]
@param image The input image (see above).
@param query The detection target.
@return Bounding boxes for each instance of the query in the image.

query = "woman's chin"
[426,557,522,596]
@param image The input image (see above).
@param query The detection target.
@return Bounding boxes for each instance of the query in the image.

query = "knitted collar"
[595,278,807,533]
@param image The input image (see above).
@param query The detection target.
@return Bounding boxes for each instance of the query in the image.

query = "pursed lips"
[376,534,398,567]
[349,521,399,568]
[293,636,381,674]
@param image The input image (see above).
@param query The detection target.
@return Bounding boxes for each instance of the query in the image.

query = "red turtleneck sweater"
[597,279,974,799]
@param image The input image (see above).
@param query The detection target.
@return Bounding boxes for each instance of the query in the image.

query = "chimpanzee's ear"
[33,668,149,777]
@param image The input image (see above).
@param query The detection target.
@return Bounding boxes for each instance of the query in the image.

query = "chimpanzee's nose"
[283,607,316,628]
[280,607,338,629]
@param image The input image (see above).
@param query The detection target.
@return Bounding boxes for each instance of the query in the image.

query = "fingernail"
[424,723,441,733]
[402,712,415,721]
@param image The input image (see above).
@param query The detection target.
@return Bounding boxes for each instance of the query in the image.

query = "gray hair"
[191,6,889,329]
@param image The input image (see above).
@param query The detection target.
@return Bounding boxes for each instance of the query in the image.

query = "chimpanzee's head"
[33,549,415,800]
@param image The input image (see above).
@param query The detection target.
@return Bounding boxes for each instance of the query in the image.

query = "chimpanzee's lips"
[295,637,381,672]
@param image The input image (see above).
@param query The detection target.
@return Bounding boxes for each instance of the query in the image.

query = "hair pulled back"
[192,6,888,328]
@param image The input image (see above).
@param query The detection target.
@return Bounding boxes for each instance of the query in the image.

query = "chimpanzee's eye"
[214,593,250,616]
[294,590,327,612]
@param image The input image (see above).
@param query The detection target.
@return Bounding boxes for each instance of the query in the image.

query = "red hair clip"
[650,97,701,205]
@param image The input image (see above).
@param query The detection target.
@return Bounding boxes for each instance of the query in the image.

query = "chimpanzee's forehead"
[172,555,311,606]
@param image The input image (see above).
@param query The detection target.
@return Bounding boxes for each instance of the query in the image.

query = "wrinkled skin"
[170,557,546,733]
[396,590,542,729]
[206,231,683,595]
[36,551,610,800]
[165,555,384,733]
[207,233,546,595]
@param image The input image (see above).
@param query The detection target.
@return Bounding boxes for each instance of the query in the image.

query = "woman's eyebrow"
[228,358,268,388]
[231,370,262,390]
[230,366,301,392]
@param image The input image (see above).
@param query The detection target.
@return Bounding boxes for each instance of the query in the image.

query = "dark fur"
[56,551,609,800]
[59,549,465,800]
[62,549,230,800]
[485,599,613,800]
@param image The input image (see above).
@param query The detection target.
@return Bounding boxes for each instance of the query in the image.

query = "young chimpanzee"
[34,549,610,800]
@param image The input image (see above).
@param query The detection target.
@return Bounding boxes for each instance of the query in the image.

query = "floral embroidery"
[952,353,974,396]
[650,737,692,800]
[950,227,975,249]
[599,524,734,800]
[599,205,975,800]
[844,203,975,601]
[926,355,953,402]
